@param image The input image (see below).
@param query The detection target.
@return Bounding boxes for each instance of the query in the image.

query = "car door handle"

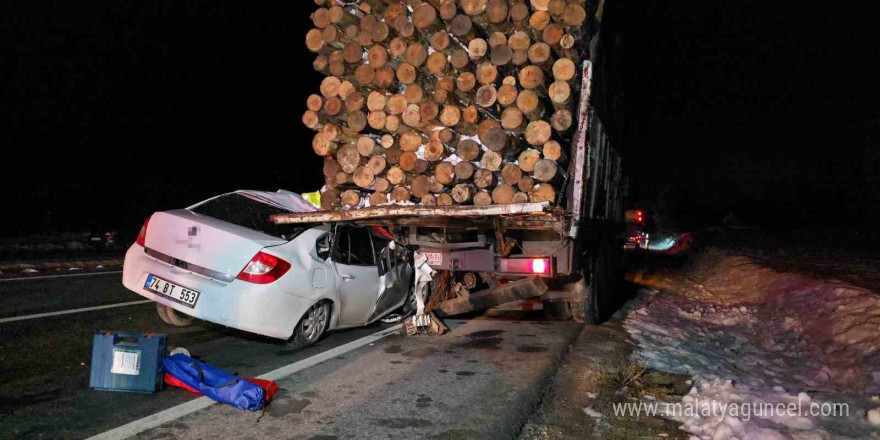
[341,273,355,281]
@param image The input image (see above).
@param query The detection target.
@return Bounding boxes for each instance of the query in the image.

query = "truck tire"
[156,303,195,327]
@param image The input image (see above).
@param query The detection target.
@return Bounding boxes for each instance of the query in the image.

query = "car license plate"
[144,274,200,308]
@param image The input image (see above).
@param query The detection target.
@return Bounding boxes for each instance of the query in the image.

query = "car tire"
[289,301,330,348]
[156,303,196,327]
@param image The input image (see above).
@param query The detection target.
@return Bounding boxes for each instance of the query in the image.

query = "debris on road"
[89,331,168,394]
[163,353,279,411]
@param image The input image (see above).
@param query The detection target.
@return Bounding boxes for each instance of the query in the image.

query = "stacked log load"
[303,0,588,210]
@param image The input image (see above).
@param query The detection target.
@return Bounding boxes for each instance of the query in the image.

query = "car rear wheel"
[290,302,330,348]
[156,303,196,327]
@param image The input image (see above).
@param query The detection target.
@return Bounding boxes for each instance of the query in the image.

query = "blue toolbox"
[89,331,168,393]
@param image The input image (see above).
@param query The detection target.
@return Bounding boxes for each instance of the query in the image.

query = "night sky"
[1,0,876,237]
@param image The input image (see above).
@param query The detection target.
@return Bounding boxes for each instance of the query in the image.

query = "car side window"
[371,234,391,262]
[331,226,350,264]
[348,228,375,266]
[315,233,331,260]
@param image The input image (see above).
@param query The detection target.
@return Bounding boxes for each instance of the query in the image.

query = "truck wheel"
[156,303,195,327]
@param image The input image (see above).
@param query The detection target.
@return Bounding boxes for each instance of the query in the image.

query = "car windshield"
[189,193,311,241]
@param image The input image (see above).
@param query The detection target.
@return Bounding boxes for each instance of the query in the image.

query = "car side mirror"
[315,233,331,260]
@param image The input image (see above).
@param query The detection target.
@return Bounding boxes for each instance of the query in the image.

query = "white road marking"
[0,270,123,282]
[0,300,153,323]
[86,324,403,440]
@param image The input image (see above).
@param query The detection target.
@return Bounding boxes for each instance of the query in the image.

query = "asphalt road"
[0,271,398,440]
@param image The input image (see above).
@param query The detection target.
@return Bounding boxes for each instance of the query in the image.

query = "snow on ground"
[624,250,880,439]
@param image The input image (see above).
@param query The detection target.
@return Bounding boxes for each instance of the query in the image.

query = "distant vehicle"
[623,209,647,251]
[122,190,414,346]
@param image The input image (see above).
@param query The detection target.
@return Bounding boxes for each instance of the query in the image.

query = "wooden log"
[525,120,552,146]
[512,49,529,66]
[518,149,541,173]
[373,65,396,88]
[404,43,428,67]
[549,81,571,109]
[353,166,375,188]
[529,183,555,203]
[434,161,455,185]
[399,131,424,152]
[501,163,523,185]
[312,132,338,156]
[340,189,362,208]
[456,72,477,93]
[389,37,408,58]
[490,44,513,66]
[454,160,476,180]
[562,4,587,27]
[425,140,448,161]
[512,191,530,204]
[421,194,437,205]
[510,2,531,24]
[356,136,381,157]
[385,146,402,165]
[368,110,387,130]
[529,11,551,34]
[542,23,565,48]
[451,183,476,203]
[518,65,545,90]
[552,58,577,82]
[516,89,545,120]
[456,139,482,161]
[390,186,412,203]
[322,156,342,179]
[321,188,340,210]
[354,64,376,86]
[473,190,493,206]
[501,107,526,132]
[528,42,554,70]
[486,0,509,25]
[320,76,343,98]
[551,109,573,132]
[517,175,535,193]
[367,155,387,175]
[313,54,329,73]
[497,84,519,107]
[491,183,515,205]
[402,103,422,127]
[476,84,498,108]
[415,158,430,173]
[328,5,359,28]
[426,51,450,76]
[367,45,389,68]
[387,94,408,115]
[482,127,509,152]
[412,3,443,33]
[450,49,471,71]
[307,29,330,54]
[311,8,331,29]
[337,144,361,173]
[396,63,417,85]
[373,177,391,193]
[346,110,368,132]
[344,91,366,112]
[474,168,496,189]
[468,38,488,61]
[488,32,508,48]
[542,140,567,162]
[532,159,560,182]
[342,41,364,64]
[450,14,477,42]
[399,151,418,171]
[476,62,499,85]
[387,166,408,185]
[369,191,389,206]
[439,105,462,127]
[411,175,431,198]
[385,114,402,132]
[420,100,440,121]
[437,193,454,205]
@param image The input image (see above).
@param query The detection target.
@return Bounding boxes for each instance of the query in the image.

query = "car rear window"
[190,193,311,241]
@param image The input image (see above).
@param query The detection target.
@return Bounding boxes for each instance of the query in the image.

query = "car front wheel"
[290,302,330,348]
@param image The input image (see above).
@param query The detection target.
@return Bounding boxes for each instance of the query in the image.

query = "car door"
[330,225,382,326]
[367,232,414,322]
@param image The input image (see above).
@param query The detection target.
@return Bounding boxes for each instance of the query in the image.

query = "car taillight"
[497,257,552,276]
[135,216,151,247]
[236,252,291,284]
